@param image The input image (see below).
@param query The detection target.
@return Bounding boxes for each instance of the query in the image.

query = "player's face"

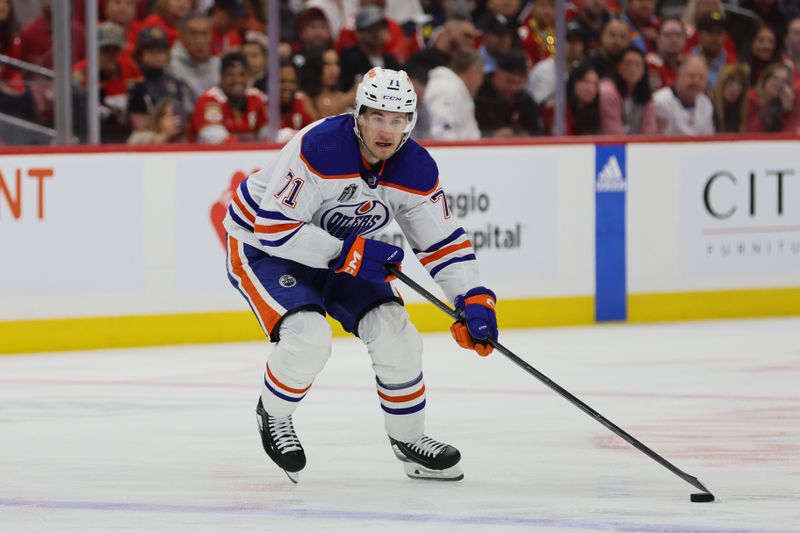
[357,109,408,161]
[221,62,248,100]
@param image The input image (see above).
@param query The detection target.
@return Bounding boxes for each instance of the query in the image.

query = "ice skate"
[390,434,464,481]
[256,398,306,483]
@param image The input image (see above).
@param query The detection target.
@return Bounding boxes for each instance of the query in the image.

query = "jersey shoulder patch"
[300,115,361,179]
[380,139,439,195]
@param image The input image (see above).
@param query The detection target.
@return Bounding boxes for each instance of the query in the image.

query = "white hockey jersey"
[223,114,480,303]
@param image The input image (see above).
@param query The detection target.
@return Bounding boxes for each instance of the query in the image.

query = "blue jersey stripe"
[258,226,303,247]
[380,400,426,415]
[376,373,423,391]
[429,254,476,278]
[228,206,254,232]
[256,208,294,221]
[239,180,259,211]
[412,228,465,254]
[264,376,305,402]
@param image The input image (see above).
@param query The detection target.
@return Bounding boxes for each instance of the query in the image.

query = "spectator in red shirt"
[0,0,23,87]
[565,60,601,135]
[746,62,799,133]
[784,18,800,81]
[276,60,317,137]
[646,17,686,92]
[190,51,267,143]
[135,0,194,48]
[745,25,780,86]
[208,0,245,56]
[18,0,86,69]
[336,1,419,64]
[73,21,143,143]
[519,0,556,66]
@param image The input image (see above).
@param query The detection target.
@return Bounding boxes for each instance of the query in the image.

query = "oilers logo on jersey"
[320,200,390,239]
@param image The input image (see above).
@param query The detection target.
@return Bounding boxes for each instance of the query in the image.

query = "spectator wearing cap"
[681,0,737,60]
[476,11,519,73]
[208,0,245,56]
[690,11,736,88]
[338,5,401,92]
[519,0,556,66]
[335,1,420,64]
[189,51,268,143]
[572,0,612,53]
[653,54,714,135]
[170,12,221,105]
[135,0,194,48]
[406,14,478,78]
[528,21,586,132]
[19,0,86,69]
[424,49,484,140]
[475,50,542,137]
[621,0,659,53]
[73,21,143,143]
[587,17,632,78]
[646,18,686,92]
[598,45,657,135]
[744,25,780,86]
[128,26,192,132]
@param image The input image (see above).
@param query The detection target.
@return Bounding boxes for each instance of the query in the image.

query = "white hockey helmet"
[353,67,418,151]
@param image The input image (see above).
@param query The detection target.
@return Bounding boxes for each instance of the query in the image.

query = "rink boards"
[1,137,799,353]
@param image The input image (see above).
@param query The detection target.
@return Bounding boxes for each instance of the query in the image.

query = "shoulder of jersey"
[299,114,361,179]
[380,139,439,195]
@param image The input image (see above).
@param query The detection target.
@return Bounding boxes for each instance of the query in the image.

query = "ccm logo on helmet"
[382,95,401,101]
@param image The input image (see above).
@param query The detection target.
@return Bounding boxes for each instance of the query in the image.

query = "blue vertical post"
[595,145,627,321]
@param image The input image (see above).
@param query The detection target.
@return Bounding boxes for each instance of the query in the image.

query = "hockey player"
[223,67,499,482]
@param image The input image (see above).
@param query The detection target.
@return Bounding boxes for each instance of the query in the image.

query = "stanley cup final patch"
[279,274,297,288]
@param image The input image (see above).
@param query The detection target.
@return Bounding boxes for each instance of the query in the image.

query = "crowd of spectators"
[1,0,800,145]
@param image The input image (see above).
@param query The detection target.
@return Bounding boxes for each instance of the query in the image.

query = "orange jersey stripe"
[266,363,311,394]
[232,194,256,223]
[228,236,282,332]
[300,151,360,180]
[253,221,303,234]
[419,240,473,266]
[377,385,426,403]
[380,179,440,196]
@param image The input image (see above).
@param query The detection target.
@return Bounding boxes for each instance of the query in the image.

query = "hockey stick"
[387,265,715,501]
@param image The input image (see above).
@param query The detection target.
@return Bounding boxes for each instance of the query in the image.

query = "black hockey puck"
[690,492,715,503]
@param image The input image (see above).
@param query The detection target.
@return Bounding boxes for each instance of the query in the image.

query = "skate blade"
[284,470,299,484]
[402,461,464,481]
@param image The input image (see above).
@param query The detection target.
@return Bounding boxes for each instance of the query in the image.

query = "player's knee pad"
[359,303,423,383]
[269,311,332,381]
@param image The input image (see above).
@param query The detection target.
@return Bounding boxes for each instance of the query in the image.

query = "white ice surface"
[1,318,799,532]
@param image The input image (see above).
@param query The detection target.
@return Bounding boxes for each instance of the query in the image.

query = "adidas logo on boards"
[596,155,626,192]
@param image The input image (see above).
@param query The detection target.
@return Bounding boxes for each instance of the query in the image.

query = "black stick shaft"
[388,266,713,496]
